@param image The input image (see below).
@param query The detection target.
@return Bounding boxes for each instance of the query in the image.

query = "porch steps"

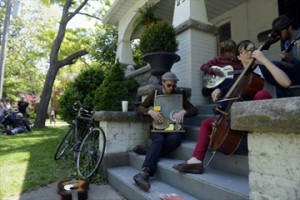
[107,104,249,200]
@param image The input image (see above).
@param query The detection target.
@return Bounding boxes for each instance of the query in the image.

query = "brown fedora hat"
[272,15,293,31]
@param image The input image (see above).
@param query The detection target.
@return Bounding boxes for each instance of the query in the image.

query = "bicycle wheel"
[54,125,76,160]
[77,127,106,178]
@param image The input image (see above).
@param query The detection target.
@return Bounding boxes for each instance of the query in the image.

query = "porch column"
[116,16,135,66]
[116,39,135,66]
[172,0,217,105]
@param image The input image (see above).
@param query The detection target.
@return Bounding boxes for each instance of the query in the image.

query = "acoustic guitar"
[203,65,243,88]
[57,179,89,200]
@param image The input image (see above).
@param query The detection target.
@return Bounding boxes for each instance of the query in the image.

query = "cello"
[209,36,280,155]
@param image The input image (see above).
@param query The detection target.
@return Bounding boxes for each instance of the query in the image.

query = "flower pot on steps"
[143,52,180,84]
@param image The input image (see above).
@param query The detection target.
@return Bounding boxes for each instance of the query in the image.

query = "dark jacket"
[12,118,31,131]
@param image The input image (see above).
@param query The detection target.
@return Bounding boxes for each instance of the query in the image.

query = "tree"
[3,2,60,100]
[89,24,118,67]
[34,0,92,128]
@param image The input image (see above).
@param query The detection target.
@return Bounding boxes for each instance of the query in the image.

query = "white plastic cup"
[122,101,128,112]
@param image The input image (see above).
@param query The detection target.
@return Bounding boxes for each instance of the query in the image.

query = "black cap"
[272,15,292,31]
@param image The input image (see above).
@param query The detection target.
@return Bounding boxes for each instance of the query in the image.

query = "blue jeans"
[142,132,182,176]
[11,127,26,135]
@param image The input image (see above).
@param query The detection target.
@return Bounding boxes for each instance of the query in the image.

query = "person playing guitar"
[201,39,243,97]
[172,40,291,174]
[261,15,300,97]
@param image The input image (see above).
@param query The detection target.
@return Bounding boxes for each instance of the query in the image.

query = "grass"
[0,125,105,200]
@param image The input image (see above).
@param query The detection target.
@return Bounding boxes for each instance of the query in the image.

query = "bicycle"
[54,101,106,179]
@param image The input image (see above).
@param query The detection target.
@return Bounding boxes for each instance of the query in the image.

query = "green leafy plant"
[132,41,147,68]
[58,67,105,122]
[133,2,160,28]
[93,62,139,111]
[139,20,178,54]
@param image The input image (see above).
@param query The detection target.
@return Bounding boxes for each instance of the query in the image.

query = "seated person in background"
[1,108,14,132]
[6,113,31,135]
[262,15,300,97]
[172,40,291,174]
[133,72,197,191]
[201,39,243,97]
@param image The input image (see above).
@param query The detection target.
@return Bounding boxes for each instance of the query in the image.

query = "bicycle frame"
[54,101,106,178]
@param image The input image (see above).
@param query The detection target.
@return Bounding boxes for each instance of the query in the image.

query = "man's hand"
[280,51,295,63]
[172,110,187,123]
[148,110,165,123]
[211,88,221,103]
[211,68,225,77]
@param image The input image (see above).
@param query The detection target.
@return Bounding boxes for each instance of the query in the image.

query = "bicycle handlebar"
[73,101,94,119]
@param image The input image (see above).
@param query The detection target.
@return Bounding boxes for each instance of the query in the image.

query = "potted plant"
[139,20,180,83]
[133,3,160,28]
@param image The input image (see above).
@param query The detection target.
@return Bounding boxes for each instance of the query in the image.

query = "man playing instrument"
[173,40,291,174]
[133,72,197,191]
[201,39,243,97]
[261,15,300,97]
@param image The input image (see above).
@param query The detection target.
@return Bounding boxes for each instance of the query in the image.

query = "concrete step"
[107,103,249,199]
[170,141,249,176]
[196,104,217,115]
[182,125,199,141]
[107,166,199,200]
[184,114,216,126]
[109,152,249,200]
[184,104,218,127]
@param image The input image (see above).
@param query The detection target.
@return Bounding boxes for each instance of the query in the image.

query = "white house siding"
[208,0,280,96]
[172,28,216,105]
[210,0,280,61]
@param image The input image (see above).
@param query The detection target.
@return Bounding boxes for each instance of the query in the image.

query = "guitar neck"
[228,70,243,76]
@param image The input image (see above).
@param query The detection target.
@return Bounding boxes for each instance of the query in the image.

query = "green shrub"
[139,20,178,54]
[58,67,105,122]
[93,62,139,111]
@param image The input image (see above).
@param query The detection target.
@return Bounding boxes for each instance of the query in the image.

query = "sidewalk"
[5,181,126,200]
[45,121,69,126]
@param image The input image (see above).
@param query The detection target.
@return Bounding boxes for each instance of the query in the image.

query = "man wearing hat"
[133,72,197,191]
[261,14,300,97]
[272,15,300,66]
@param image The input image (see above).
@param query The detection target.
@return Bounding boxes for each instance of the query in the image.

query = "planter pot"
[143,52,180,84]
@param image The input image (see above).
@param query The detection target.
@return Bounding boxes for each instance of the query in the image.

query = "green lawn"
[0,125,104,200]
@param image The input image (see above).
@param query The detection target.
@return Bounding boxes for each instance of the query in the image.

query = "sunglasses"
[166,84,176,89]
[240,48,256,55]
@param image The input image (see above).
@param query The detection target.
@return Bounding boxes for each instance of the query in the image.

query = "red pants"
[192,90,272,161]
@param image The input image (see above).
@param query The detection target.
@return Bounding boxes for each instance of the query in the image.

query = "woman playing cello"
[172,40,291,174]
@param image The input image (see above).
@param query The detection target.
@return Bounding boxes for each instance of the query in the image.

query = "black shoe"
[173,162,204,174]
[133,145,148,155]
[133,167,150,191]
[6,130,12,135]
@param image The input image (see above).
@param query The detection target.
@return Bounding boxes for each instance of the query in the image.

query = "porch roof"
[102,0,247,25]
